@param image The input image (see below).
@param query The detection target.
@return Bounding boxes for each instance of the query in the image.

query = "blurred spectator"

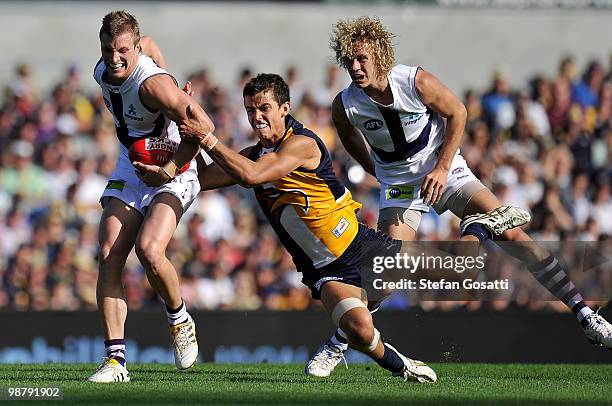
[482,69,515,133]
[464,89,483,128]
[285,65,304,109]
[194,263,235,309]
[307,105,336,151]
[548,79,573,134]
[232,270,262,310]
[312,64,346,108]
[516,87,551,139]
[572,60,605,109]
[0,140,47,208]
[590,183,612,235]
[73,158,107,224]
[597,80,612,129]
[567,172,591,228]
[558,56,578,87]
[7,63,37,116]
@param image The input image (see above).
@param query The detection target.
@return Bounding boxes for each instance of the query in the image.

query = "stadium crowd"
[0,56,610,312]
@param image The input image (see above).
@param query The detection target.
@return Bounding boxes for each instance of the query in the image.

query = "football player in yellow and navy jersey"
[247,115,363,278]
[135,73,438,383]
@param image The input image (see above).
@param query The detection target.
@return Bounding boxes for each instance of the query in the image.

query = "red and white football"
[129,137,190,174]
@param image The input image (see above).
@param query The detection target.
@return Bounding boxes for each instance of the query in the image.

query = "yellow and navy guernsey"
[249,115,362,274]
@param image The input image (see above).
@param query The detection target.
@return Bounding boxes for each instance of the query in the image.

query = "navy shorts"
[302,224,402,300]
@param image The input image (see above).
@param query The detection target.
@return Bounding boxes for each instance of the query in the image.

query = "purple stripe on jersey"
[369,107,432,163]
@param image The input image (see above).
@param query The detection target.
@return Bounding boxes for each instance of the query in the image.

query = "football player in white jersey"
[88,11,214,383]
[305,16,611,377]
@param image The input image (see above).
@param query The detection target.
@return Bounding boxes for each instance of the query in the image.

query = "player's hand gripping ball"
[129,137,189,174]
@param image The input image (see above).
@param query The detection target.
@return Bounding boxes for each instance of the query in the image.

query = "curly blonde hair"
[330,16,395,79]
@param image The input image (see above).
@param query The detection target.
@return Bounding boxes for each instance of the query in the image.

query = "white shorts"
[378,152,482,214]
[100,156,200,215]
[378,181,485,231]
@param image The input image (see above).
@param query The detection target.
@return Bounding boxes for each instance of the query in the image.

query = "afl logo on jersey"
[364,119,383,131]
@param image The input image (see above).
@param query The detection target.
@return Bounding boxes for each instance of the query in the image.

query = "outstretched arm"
[416,68,467,205]
[177,105,321,187]
[332,93,376,177]
[138,75,215,186]
[204,136,319,187]
[197,147,255,191]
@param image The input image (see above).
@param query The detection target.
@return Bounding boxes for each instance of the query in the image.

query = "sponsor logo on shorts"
[106,180,126,191]
[314,276,344,291]
[457,175,469,180]
[451,167,464,175]
[363,119,383,131]
[332,217,350,238]
[385,185,415,200]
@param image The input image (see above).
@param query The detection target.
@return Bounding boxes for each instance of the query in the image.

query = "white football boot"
[583,311,612,349]
[87,357,130,383]
[386,344,437,383]
[170,319,198,370]
[305,340,347,377]
[460,205,531,237]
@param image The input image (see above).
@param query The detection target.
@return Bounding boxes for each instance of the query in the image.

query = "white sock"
[330,328,349,350]
[166,301,192,326]
[577,306,594,324]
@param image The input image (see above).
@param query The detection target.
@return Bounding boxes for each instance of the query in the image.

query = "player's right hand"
[133,161,172,187]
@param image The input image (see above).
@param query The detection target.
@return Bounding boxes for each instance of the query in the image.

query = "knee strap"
[331,298,367,327]
[366,328,381,352]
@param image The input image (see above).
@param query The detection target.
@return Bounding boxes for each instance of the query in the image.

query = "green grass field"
[2,363,611,405]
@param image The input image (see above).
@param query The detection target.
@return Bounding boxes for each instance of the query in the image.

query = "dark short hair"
[243,73,290,105]
[100,10,140,45]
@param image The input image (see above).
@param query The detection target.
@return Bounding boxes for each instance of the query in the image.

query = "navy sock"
[375,343,405,373]
[462,223,492,243]
[334,330,348,345]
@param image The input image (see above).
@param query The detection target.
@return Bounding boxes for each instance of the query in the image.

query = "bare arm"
[139,75,215,185]
[416,69,467,172]
[416,69,467,205]
[176,104,320,187]
[140,36,167,69]
[205,135,320,187]
[332,93,376,177]
[197,147,255,191]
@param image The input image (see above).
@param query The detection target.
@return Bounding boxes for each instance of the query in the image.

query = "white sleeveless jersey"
[341,65,447,186]
[93,54,181,159]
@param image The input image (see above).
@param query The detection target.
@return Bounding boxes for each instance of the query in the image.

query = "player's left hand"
[420,166,449,206]
[178,105,207,143]
[133,161,172,187]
